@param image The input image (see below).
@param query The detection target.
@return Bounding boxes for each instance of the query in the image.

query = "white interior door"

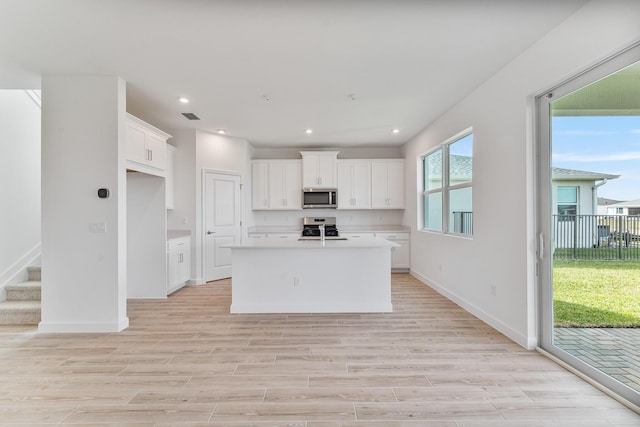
[204,172,242,282]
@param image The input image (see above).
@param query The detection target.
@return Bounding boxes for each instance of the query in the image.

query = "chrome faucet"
[319,223,325,242]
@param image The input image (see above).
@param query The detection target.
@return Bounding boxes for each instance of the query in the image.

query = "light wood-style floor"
[0,273,638,425]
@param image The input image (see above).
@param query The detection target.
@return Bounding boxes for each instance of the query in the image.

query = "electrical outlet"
[293,276,299,288]
[491,285,497,296]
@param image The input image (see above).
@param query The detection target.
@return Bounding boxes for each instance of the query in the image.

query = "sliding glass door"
[537,44,640,406]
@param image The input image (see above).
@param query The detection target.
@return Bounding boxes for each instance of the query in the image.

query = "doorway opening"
[537,45,640,407]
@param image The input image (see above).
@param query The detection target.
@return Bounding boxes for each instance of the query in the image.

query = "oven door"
[302,188,337,208]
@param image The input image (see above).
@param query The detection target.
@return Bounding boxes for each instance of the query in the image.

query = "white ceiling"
[0,0,588,148]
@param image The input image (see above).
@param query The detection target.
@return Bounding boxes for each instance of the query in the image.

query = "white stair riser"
[6,287,41,301]
[0,307,41,324]
[28,266,41,281]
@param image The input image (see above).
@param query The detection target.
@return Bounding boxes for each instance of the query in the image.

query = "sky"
[551,115,640,201]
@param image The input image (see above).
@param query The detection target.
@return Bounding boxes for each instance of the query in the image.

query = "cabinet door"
[301,152,338,188]
[352,161,371,209]
[302,154,320,187]
[283,161,302,209]
[167,247,180,291]
[376,232,410,269]
[268,162,286,209]
[126,124,147,165]
[177,242,191,284]
[370,162,389,208]
[252,162,269,209]
[317,154,337,187]
[386,161,404,209]
[337,162,353,208]
[146,132,167,170]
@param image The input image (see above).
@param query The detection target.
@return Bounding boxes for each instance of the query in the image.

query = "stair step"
[0,301,41,325]
[27,266,41,281]
[6,281,41,302]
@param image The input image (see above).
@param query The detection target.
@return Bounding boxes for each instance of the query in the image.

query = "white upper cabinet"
[371,160,404,209]
[268,160,302,210]
[126,113,171,177]
[300,151,339,188]
[337,160,371,209]
[252,160,302,210]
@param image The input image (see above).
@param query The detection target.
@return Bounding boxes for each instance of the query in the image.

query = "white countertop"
[167,230,191,240]
[224,236,400,249]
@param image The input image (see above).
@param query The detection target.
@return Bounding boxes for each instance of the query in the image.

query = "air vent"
[181,112,200,120]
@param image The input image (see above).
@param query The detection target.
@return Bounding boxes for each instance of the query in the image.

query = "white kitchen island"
[224,237,399,314]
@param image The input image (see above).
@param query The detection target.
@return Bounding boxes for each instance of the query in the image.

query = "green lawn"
[553,260,640,328]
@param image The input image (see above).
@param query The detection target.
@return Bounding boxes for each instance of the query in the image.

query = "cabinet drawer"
[375,232,409,241]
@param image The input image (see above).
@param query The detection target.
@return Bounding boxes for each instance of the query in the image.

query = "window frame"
[420,127,473,236]
[556,185,578,221]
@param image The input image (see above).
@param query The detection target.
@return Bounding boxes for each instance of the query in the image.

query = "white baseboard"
[38,317,129,333]
[410,269,534,349]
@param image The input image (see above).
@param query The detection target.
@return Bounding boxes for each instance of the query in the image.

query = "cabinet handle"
[149,149,152,161]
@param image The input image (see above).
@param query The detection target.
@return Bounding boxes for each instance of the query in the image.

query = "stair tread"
[0,300,41,310]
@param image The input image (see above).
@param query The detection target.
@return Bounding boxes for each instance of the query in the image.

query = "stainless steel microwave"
[302,188,337,209]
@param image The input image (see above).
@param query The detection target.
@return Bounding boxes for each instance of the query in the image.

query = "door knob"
[207,231,215,235]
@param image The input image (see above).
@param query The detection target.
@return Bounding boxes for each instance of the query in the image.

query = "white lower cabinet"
[375,232,410,271]
[167,236,191,294]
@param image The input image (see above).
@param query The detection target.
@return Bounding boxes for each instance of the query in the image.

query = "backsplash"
[252,209,404,227]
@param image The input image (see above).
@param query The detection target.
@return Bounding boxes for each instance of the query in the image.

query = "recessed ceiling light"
[305,129,313,134]
[178,97,189,104]
[217,129,227,135]
[392,128,400,134]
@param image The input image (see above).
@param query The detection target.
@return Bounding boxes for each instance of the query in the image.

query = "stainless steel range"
[300,217,345,240]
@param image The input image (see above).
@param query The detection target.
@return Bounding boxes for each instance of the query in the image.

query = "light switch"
[89,222,107,233]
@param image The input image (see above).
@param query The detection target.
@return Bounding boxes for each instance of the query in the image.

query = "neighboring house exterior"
[606,199,640,216]
[551,167,620,217]
[597,197,624,215]
[551,167,620,249]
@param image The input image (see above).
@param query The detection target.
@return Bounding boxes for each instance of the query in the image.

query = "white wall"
[40,75,128,332]
[127,172,167,299]
[0,91,41,293]
[168,130,251,284]
[403,0,640,349]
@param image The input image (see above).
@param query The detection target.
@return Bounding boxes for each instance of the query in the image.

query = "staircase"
[0,266,41,325]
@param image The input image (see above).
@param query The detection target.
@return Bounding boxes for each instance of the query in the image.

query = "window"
[422,130,473,235]
[557,186,577,221]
